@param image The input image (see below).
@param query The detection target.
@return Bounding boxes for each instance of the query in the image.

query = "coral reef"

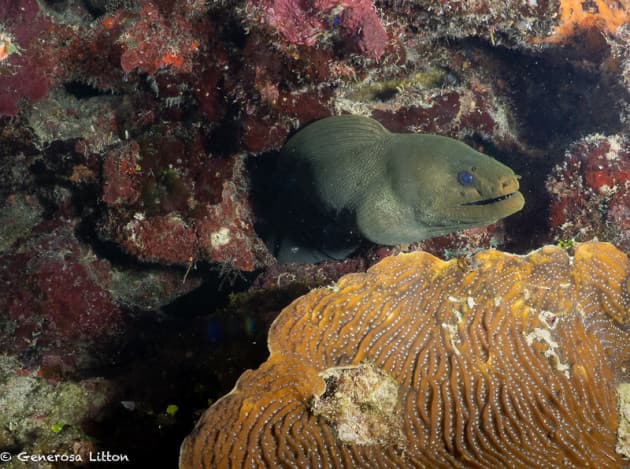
[546,133,630,251]
[1,0,630,464]
[5,0,625,272]
[98,135,274,270]
[181,242,630,467]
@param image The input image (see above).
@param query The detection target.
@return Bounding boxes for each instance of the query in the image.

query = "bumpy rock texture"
[181,242,630,467]
[547,134,630,252]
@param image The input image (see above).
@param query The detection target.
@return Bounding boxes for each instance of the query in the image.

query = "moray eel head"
[267,115,525,261]
[390,134,524,233]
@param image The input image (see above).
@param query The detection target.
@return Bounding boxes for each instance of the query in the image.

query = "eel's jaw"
[461,191,521,206]
[452,190,524,225]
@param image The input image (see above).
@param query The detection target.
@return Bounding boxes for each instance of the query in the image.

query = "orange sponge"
[540,0,630,42]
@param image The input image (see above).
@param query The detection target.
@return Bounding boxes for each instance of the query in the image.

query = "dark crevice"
[64,80,114,99]
[161,264,257,318]
[459,38,628,149]
[471,136,555,253]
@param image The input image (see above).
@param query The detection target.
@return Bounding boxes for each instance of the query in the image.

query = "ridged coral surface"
[182,242,630,467]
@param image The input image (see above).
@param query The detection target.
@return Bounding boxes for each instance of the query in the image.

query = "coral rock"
[116,2,202,75]
[195,168,274,270]
[0,194,43,254]
[336,2,389,59]
[120,213,198,265]
[181,242,630,467]
[0,0,53,115]
[547,133,630,251]
[100,138,274,270]
[246,0,388,59]
[608,23,630,92]
[0,222,123,370]
[335,67,519,148]
[0,214,201,371]
[102,141,142,206]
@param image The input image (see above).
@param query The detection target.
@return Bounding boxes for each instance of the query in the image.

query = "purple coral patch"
[0,0,52,115]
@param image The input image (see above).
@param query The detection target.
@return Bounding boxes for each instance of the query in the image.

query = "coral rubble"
[181,242,630,467]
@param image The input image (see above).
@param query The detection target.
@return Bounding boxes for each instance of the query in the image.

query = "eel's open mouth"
[461,191,520,206]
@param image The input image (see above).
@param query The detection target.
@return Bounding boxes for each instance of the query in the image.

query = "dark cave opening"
[468,36,629,149]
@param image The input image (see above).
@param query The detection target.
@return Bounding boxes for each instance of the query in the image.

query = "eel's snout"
[500,174,520,193]
[461,174,523,207]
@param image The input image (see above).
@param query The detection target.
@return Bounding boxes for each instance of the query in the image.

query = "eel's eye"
[457,170,474,186]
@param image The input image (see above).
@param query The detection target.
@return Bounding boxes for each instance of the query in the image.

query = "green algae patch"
[346,67,448,103]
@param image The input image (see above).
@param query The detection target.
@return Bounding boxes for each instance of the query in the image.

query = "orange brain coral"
[180,242,630,468]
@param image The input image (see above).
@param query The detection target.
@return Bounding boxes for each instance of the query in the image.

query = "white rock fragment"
[617,383,630,458]
[524,327,570,378]
[210,227,231,248]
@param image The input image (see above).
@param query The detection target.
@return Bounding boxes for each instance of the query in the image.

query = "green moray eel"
[268,115,524,263]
